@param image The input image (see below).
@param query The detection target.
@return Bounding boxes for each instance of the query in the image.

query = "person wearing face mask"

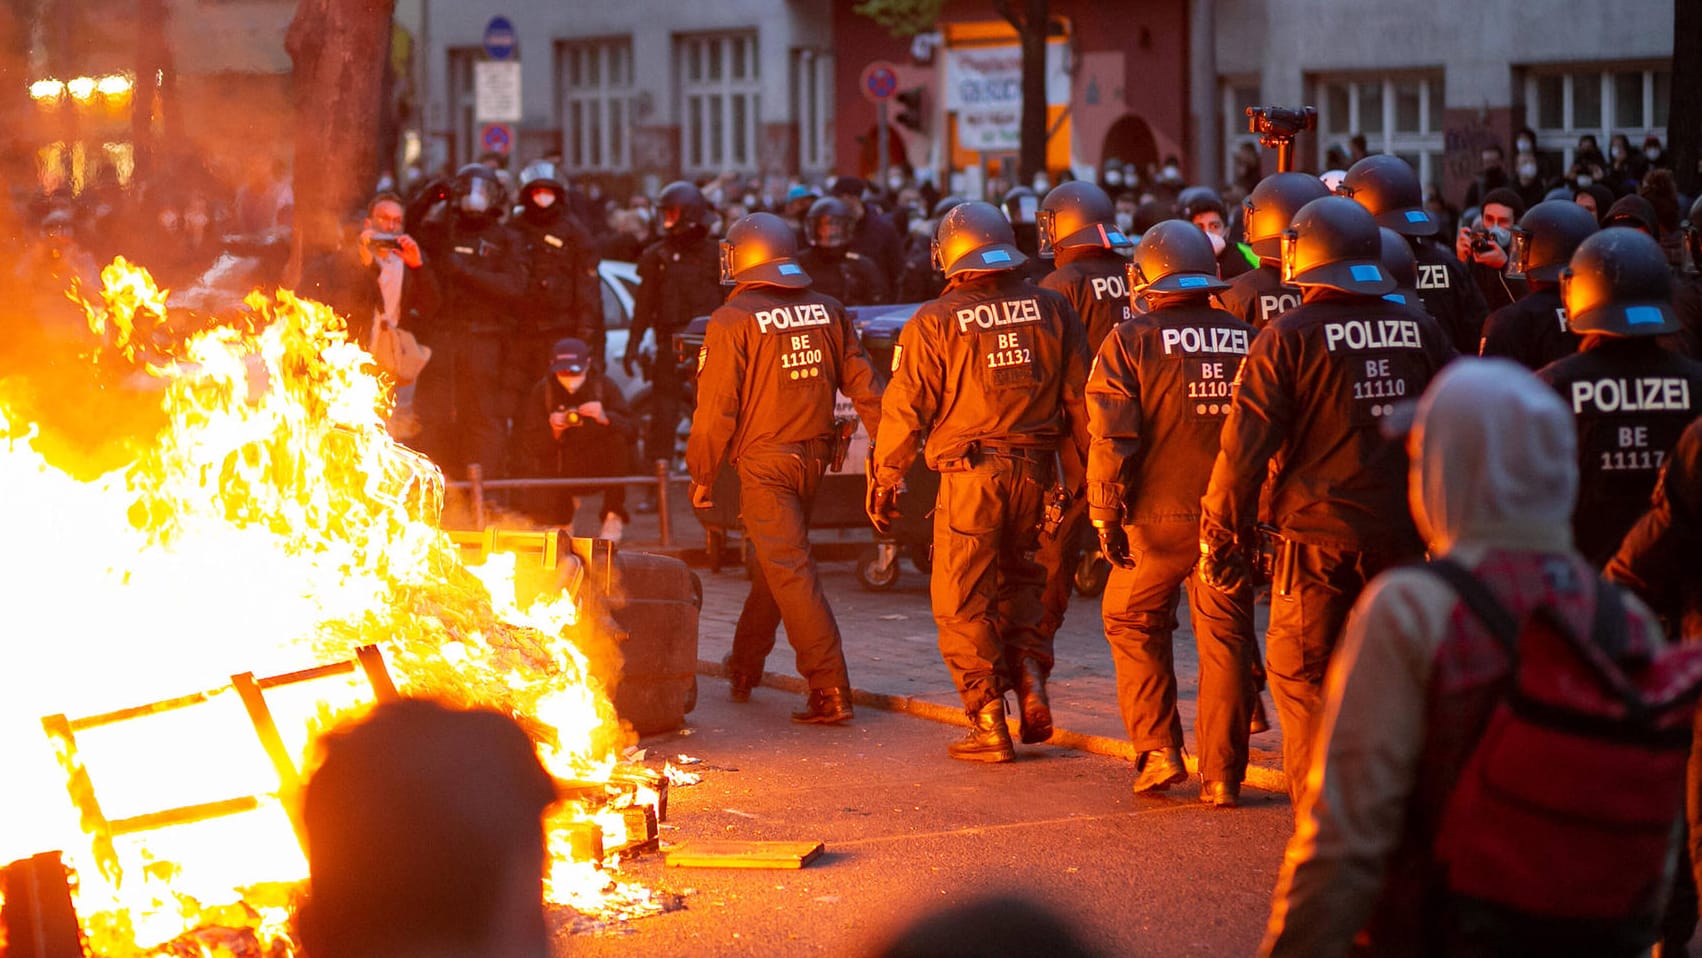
[829,176,905,285]
[1569,135,1609,191]
[1180,186,1253,280]
[1113,192,1139,240]
[797,196,889,306]
[1608,133,1648,195]
[510,338,634,541]
[511,176,602,384]
[405,163,529,478]
[1643,135,1671,172]
[1511,151,1548,209]
[1478,200,1598,370]
[1461,145,1510,213]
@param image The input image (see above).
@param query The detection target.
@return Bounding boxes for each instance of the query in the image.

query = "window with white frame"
[792,47,834,174]
[1220,78,1261,184]
[1521,64,1669,167]
[677,31,760,174]
[558,38,633,173]
[1313,73,1445,186]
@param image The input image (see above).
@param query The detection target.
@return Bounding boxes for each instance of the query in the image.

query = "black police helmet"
[1037,181,1132,258]
[932,201,1027,277]
[931,195,967,219]
[1686,194,1702,273]
[1508,200,1599,282]
[1281,196,1395,295]
[1561,227,1678,337]
[1178,186,1227,222]
[1002,185,1039,225]
[719,212,810,289]
[806,196,852,250]
[453,163,505,216]
[1379,227,1418,290]
[1243,172,1332,261]
[1127,220,1229,294]
[658,180,709,235]
[1338,155,1438,238]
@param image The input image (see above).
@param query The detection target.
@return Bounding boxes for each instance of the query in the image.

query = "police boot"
[791,688,853,725]
[722,654,758,704]
[1132,747,1188,793]
[947,699,1016,763]
[1200,780,1241,809]
[1011,659,1054,744]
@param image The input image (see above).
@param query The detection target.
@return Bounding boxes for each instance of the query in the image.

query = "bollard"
[468,463,485,529]
[655,459,673,548]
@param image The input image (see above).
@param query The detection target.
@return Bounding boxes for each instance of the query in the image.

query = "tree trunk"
[285,0,396,283]
[995,0,1049,185]
[1672,0,1702,197]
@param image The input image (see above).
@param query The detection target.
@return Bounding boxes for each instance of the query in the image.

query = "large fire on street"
[0,260,670,955]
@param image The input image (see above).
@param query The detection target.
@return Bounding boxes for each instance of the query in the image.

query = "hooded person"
[1260,358,1669,958]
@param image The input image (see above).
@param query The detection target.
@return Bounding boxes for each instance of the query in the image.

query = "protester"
[509,338,634,541]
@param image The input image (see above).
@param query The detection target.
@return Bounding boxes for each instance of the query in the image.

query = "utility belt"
[936,441,1054,473]
[1255,525,1381,596]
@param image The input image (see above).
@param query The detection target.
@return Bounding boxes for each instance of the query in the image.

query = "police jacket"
[1536,338,1702,566]
[633,227,723,342]
[1608,414,1702,638]
[797,246,889,307]
[1086,298,1255,536]
[512,372,634,475]
[512,201,601,340]
[686,284,883,485]
[1200,292,1455,552]
[410,211,527,337]
[873,270,1089,488]
[1478,285,1575,370]
[1216,263,1301,331]
[1041,247,1134,355]
[1412,240,1488,356]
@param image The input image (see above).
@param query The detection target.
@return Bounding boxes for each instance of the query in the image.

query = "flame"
[0,260,653,954]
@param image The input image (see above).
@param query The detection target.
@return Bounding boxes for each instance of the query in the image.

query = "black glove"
[865,480,900,536]
[689,481,714,510]
[1094,521,1135,570]
[1197,537,1252,595]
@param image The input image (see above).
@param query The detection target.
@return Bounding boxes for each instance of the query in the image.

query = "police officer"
[1198,196,1454,800]
[686,212,884,724]
[870,201,1090,761]
[1379,227,1427,315]
[405,163,528,478]
[1478,200,1599,370]
[1088,221,1256,806]
[796,197,889,306]
[1179,186,1254,280]
[1339,154,1488,355]
[897,195,964,303]
[1217,173,1331,330]
[627,181,724,467]
[1001,185,1052,283]
[1670,196,1702,358]
[511,175,603,380]
[1535,227,1702,567]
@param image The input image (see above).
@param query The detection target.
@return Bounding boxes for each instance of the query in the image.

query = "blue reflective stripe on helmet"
[779,263,803,275]
[1350,264,1383,282]
[1383,293,1407,304]
[1106,231,1127,244]
[982,249,1012,264]
[1177,276,1209,288]
[1625,305,1666,325]
[1405,210,1430,223]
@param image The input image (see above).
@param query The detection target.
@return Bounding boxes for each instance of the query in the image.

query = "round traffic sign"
[861,60,900,102]
[481,123,514,155]
[483,16,517,61]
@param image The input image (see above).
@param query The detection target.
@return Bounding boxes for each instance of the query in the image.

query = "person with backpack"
[1260,357,1688,958]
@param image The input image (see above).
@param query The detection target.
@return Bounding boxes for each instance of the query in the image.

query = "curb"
[695,659,1290,796]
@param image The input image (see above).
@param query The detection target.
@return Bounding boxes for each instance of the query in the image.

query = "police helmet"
[518,176,568,213]
[1178,186,1227,223]
[932,201,1027,277]
[931,195,967,219]
[453,163,505,217]
[1686,194,1702,273]
[1002,186,1040,225]
[658,180,709,235]
[1243,172,1332,261]
[719,212,811,289]
[1281,196,1395,295]
[1560,227,1678,337]
[1338,155,1438,237]
[1379,227,1418,290]
[1037,181,1132,258]
[1508,200,1598,282]
[1127,220,1229,294]
[806,197,852,250]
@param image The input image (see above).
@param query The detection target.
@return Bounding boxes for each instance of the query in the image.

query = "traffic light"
[895,88,925,133]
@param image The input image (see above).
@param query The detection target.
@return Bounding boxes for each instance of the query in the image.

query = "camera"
[555,406,584,428]
[1469,224,1510,255]
[368,232,404,251]
[1246,106,1318,139]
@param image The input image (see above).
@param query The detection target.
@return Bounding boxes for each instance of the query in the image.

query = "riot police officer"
[686,212,884,724]
[1479,200,1599,370]
[1198,196,1454,800]
[511,175,602,381]
[1535,227,1702,567]
[897,195,964,303]
[406,163,528,478]
[1001,185,1052,283]
[870,201,1091,762]
[796,197,889,306]
[627,181,724,467]
[1339,155,1488,355]
[1216,173,1331,330]
[1088,221,1256,806]
[1379,226,1428,315]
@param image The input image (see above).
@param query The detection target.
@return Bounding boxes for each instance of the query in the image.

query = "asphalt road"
[556,679,1293,956]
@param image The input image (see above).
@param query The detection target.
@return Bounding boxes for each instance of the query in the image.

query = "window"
[1521,64,1670,166]
[792,48,834,173]
[677,32,759,174]
[1312,73,1445,185]
[558,38,633,173]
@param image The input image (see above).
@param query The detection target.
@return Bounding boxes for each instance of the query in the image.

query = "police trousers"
[1266,542,1401,802]
[412,329,509,478]
[1102,521,1254,782]
[931,454,1050,712]
[725,442,850,690]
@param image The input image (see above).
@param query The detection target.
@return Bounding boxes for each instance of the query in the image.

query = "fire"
[0,260,658,954]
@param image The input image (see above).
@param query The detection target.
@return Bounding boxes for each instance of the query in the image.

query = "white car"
[598,259,642,399]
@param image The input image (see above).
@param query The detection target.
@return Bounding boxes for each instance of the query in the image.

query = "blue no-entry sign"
[483,16,517,61]
[861,61,899,102]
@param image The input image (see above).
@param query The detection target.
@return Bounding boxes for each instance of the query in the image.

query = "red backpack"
[1425,558,1702,934]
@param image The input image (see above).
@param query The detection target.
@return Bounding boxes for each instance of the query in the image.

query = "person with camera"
[1088,221,1257,806]
[687,213,883,725]
[1478,200,1598,370]
[355,192,440,438]
[510,338,633,541]
[796,196,889,306]
[1198,197,1454,803]
[1454,187,1528,313]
